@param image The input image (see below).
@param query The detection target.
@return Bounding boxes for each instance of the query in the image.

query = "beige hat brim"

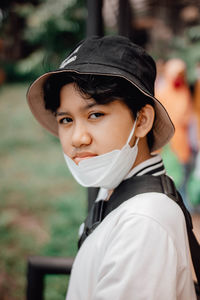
[27,69,175,152]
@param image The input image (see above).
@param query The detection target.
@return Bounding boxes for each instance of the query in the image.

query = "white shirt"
[66,155,196,300]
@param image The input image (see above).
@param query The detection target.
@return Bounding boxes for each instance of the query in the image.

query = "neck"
[131,137,152,170]
[106,137,152,199]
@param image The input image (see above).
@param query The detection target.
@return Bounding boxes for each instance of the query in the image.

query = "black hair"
[43,73,155,149]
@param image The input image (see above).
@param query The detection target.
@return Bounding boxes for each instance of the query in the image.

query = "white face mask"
[63,118,139,190]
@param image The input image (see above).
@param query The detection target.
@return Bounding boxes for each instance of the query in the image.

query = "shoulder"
[80,191,190,274]
[108,192,179,233]
[106,192,186,245]
[117,192,184,222]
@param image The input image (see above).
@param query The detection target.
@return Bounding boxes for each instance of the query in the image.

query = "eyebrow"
[55,102,98,117]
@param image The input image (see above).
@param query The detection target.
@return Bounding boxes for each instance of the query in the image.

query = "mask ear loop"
[127,112,140,146]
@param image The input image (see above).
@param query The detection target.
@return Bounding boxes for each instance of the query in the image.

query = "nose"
[71,123,92,148]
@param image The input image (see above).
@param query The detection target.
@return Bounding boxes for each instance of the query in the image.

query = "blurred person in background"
[194,62,200,143]
[187,63,200,208]
[27,36,196,300]
[156,58,197,210]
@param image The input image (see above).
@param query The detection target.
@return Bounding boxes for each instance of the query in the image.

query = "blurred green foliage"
[1,0,200,86]
[0,84,86,299]
[150,24,200,85]
[161,144,183,187]
[0,2,86,298]
[1,0,86,82]
[169,25,200,85]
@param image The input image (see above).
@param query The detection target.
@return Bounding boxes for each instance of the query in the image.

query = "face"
[56,83,136,165]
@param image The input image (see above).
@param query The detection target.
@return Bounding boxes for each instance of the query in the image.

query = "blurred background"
[1,0,200,299]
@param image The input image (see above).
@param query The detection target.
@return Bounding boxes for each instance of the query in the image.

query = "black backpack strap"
[102,175,177,218]
[87,187,99,211]
[159,176,200,287]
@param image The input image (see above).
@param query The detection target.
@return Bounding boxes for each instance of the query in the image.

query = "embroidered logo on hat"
[59,44,82,68]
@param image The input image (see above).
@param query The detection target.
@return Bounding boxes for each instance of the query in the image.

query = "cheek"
[58,128,71,155]
[96,120,132,153]
[102,108,134,150]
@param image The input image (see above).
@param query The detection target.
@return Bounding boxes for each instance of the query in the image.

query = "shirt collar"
[96,155,166,202]
[125,154,166,179]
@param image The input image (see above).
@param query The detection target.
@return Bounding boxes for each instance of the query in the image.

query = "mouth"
[73,152,97,164]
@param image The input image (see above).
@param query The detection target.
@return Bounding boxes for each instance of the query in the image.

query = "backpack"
[79,174,200,298]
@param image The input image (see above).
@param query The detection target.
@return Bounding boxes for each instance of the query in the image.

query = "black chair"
[26,188,98,300]
[26,256,74,300]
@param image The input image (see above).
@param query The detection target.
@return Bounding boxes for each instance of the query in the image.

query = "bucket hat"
[27,35,174,152]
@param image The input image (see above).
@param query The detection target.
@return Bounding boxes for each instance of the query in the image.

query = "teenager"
[27,36,196,299]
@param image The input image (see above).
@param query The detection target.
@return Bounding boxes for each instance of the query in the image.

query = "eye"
[89,112,104,119]
[59,117,73,124]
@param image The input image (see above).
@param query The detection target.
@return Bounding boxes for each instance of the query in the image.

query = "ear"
[135,104,155,138]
